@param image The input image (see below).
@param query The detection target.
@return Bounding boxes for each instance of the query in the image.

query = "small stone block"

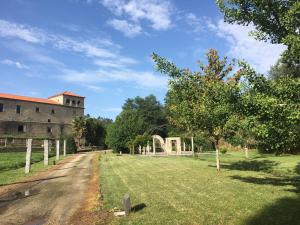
[114,211,126,217]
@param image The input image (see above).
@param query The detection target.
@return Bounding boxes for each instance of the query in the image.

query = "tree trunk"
[214,139,220,171]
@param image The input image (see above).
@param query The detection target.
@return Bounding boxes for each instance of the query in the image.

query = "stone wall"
[0,98,83,138]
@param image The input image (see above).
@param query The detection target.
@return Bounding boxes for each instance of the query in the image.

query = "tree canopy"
[217,0,300,72]
[105,95,167,152]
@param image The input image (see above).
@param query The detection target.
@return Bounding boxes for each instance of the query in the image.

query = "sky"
[0,0,286,119]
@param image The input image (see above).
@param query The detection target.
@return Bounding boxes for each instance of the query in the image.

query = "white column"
[56,140,60,161]
[153,139,156,154]
[25,139,32,174]
[44,140,49,166]
[183,142,186,151]
[139,145,141,154]
[63,139,67,156]
[4,138,7,147]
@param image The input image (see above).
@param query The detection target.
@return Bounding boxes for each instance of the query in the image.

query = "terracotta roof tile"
[48,91,84,98]
[0,93,61,105]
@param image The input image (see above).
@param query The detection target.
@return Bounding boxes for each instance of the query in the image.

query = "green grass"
[100,152,300,225]
[0,151,67,186]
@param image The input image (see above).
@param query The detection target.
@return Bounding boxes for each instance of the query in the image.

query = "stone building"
[0,91,84,139]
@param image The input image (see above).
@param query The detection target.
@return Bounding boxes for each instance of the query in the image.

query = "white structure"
[152,135,192,155]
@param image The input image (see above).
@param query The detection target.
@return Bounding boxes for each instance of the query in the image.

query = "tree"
[269,57,300,80]
[105,95,167,152]
[72,116,86,147]
[241,72,300,154]
[85,116,112,148]
[152,49,251,171]
[217,0,300,72]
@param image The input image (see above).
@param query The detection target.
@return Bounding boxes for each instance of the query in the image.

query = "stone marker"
[63,139,67,156]
[44,140,49,166]
[123,194,131,215]
[56,140,60,161]
[25,139,32,174]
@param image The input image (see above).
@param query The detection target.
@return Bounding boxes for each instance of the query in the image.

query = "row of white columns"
[25,139,67,174]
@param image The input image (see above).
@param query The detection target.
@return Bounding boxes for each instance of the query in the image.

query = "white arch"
[152,135,165,152]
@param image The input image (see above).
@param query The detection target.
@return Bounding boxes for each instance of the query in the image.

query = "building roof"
[48,91,84,98]
[0,93,61,105]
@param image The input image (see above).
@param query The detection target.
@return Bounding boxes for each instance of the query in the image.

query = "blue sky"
[0,0,285,119]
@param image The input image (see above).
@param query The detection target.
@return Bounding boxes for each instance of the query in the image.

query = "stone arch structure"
[152,135,183,155]
[152,135,165,153]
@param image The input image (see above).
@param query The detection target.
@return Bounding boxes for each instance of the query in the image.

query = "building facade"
[0,92,84,139]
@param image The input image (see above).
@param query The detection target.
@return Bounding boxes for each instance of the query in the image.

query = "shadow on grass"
[231,162,300,225]
[131,203,146,212]
[222,160,279,173]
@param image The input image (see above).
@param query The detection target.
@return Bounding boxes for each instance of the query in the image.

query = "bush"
[65,135,77,153]
[220,147,228,154]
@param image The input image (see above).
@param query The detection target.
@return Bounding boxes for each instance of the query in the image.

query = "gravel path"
[0,152,96,225]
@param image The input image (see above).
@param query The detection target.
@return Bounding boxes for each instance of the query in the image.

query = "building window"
[36,107,40,112]
[18,125,25,132]
[16,105,21,114]
[77,100,80,106]
[0,103,3,112]
[72,100,76,106]
[48,119,51,123]
[51,109,55,114]
[47,127,52,133]
[66,99,70,104]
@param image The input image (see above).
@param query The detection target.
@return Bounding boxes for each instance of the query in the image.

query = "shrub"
[65,135,77,154]
[220,147,228,154]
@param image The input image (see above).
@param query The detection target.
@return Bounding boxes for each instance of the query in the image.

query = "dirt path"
[0,152,98,225]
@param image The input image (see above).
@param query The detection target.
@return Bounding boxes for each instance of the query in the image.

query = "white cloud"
[1,59,29,69]
[0,19,47,44]
[208,20,286,73]
[185,13,203,33]
[0,19,165,90]
[85,85,105,92]
[107,19,142,37]
[102,0,173,36]
[60,68,168,89]
[0,20,122,60]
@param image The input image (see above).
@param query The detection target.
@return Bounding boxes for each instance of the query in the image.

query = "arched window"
[66,99,70,104]
[72,100,76,106]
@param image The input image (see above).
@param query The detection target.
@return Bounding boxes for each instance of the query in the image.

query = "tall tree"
[72,116,86,147]
[153,49,251,171]
[217,0,300,73]
[85,116,112,148]
[105,95,167,152]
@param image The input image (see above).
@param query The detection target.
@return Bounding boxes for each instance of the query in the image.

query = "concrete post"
[153,140,156,155]
[63,139,67,156]
[4,138,7,147]
[56,140,60,161]
[147,142,150,154]
[44,140,49,166]
[25,139,32,174]
[183,142,186,152]
[139,145,141,154]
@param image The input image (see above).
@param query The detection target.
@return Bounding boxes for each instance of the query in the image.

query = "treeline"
[105,1,300,154]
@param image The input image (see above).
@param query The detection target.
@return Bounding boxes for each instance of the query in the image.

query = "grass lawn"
[0,151,66,186]
[100,151,300,225]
